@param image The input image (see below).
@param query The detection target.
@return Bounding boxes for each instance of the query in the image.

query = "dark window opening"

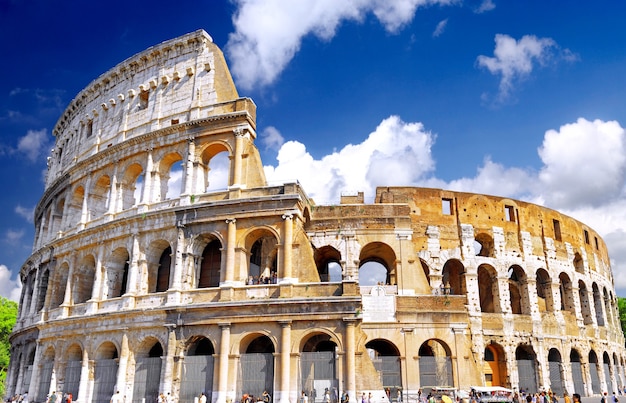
[139,90,149,110]
[505,205,515,222]
[442,198,453,215]
[584,230,590,244]
[553,219,562,241]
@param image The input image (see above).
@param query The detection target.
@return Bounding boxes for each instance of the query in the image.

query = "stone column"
[116,333,130,396]
[128,233,141,295]
[91,244,105,300]
[231,127,245,187]
[182,137,196,198]
[217,323,231,403]
[171,225,186,291]
[279,321,292,403]
[77,348,90,403]
[162,327,177,395]
[224,219,237,285]
[281,214,294,283]
[141,149,154,206]
[27,342,43,399]
[106,164,119,217]
[28,268,41,317]
[344,318,357,402]
[79,176,91,230]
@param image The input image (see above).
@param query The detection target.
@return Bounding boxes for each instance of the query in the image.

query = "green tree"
[0,297,18,398]
[618,297,626,345]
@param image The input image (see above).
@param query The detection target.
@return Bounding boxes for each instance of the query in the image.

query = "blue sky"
[2,0,626,301]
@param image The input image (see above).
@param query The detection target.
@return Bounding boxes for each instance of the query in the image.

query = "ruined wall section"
[46,29,243,189]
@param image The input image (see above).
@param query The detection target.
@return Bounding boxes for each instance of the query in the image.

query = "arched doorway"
[198,240,222,288]
[418,340,453,387]
[300,334,339,402]
[589,351,601,394]
[548,349,564,396]
[239,335,275,399]
[441,260,466,296]
[37,347,55,403]
[483,344,506,387]
[515,345,537,394]
[132,340,163,403]
[314,246,343,282]
[366,339,401,398]
[603,352,613,394]
[180,337,215,403]
[92,342,119,403]
[65,344,82,401]
[570,349,586,396]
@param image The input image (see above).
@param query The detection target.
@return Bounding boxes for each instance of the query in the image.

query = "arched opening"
[165,160,183,200]
[239,335,275,400]
[508,265,529,315]
[248,233,278,284]
[155,152,183,201]
[477,264,499,313]
[442,260,466,296]
[418,340,453,387]
[91,175,111,220]
[515,345,537,394]
[535,269,554,312]
[50,262,69,309]
[65,344,82,401]
[589,351,601,394]
[366,339,401,397]
[198,239,222,288]
[483,343,507,387]
[474,233,494,257]
[36,347,55,403]
[548,348,564,396]
[67,185,84,228]
[570,349,586,396]
[200,143,230,193]
[106,248,130,299]
[156,246,172,292]
[314,246,343,282]
[121,163,144,210]
[73,255,96,304]
[93,342,119,403]
[181,337,215,403]
[300,333,338,402]
[592,283,605,326]
[359,242,396,286]
[573,252,584,273]
[133,340,163,403]
[578,281,593,325]
[559,273,575,315]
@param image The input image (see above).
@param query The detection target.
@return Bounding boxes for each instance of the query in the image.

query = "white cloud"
[15,205,35,224]
[17,128,51,163]
[227,0,456,90]
[432,19,448,38]
[4,229,25,246]
[0,265,22,302]
[475,0,495,13]
[477,34,576,102]
[264,115,435,203]
[260,126,285,152]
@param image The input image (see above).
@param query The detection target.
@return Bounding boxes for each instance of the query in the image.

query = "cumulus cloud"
[264,115,435,203]
[226,0,456,90]
[17,128,51,163]
[15,205,35,223]
[260,126,285,152]
[477,34,576,102]
[4,229,25,246]
[0,265,22,302]
[475,0,495,13]
[432,19,448,38]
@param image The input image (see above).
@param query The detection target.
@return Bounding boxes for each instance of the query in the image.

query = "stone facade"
[8,29,626,403]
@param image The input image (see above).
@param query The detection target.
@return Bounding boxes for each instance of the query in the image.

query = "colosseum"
[7,29,626,403]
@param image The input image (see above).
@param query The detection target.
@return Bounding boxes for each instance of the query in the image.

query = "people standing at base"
[572,394,581,403]
[613,392,620,403]
[563,392,571,403]
[199,393,207,403]
[301,391,309,403]
[602,392,609,403]
[111,391,122,403]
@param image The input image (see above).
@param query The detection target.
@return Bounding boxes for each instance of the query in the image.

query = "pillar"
[77,348,90,403]
[344,318,357,402]
[217,323,231,403]
[279,321,292,403]
[231,127,245,187]
[162,327,177,395]
[182,137,196,198]
[141,149,154,205]
[281,214,294,283]
[116,333,130,396]
[224,219,236,285]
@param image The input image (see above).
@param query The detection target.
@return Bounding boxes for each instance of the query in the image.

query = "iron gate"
[419,357,452,387]
[65,360,82,399]
[516,360,537,394]
[179,356,214,403]
[238,353,274,399]
[36,362,54,402]
[92,359,118,403]
[132,357,162,403]
[589,364,601,394]
[300,352,337,402]
[571,362,586,396]
[372,356,401,398]
[548,362,563,396]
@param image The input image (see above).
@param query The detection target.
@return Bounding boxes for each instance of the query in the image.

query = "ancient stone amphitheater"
[8,29,626,403]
